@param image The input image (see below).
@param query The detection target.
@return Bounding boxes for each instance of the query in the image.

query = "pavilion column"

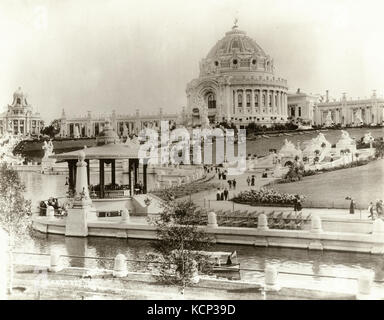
[143,163,147,194]
[67,160,76,191]
[111,159,116,185]
[134,159,138,186]
[85,159,90,186]
[128,159,133,196]
[99,160,105,199]
[266,89,270,115]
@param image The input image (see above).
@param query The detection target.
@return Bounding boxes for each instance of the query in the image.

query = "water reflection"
[12,234,384,283]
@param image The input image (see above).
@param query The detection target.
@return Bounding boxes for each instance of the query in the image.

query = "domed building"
[185,23,288,128]
[0,87,43,136]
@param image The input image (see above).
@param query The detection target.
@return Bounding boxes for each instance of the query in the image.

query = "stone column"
[49,251,62,272]
[234,89,238,114]
[356,271,374,299]
[251,89,255,114]
[266,89,270,115]
[207,212,218,228]
[65,151,92,237]
[242,89,246,113]
[264,265,280,291]
[113,254,128,277]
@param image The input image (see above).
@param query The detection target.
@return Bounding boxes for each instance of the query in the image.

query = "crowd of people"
[39,197,67,216]
[216,187,229,201]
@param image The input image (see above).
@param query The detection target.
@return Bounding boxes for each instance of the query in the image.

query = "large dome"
[206,26,267,59]
[199,25,274,77]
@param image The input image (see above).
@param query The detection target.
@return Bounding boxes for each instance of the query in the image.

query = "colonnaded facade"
[0,88,43,136]
[314,90,384,126]
[58,108,178,138]
[184,23,289,129]
[287,89,319,125]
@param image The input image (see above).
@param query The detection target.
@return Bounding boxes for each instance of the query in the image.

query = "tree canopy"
[150,199,213,289]
[0,162,32,241]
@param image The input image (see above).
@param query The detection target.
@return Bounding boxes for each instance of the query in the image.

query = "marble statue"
[336,130,356,153]
[123,124,129,137]
[42,140,54,159]
[354,109,363,125]
[73,125,80,139]
[324,111,333,127]
[363,132,374,147]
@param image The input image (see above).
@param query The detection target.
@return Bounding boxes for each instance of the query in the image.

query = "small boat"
[284,133,292,136]
[261,134,270,139]
[206,251,240,274]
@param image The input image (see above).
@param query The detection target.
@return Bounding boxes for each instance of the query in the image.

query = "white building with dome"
[185,23,289,129]
[0,88,43,136]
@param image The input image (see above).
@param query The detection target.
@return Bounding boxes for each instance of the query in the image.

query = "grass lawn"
[268,159,384,209]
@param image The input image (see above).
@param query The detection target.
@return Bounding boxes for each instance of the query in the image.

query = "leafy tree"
[40,119,61,138]
[150,200,213,294]
[284,160,305,182]
[0,162,32,294]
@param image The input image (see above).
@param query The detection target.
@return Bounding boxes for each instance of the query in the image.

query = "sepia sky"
[1,0,384,122]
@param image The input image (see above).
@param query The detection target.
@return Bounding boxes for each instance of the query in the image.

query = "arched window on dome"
[207,93,216,109]
[231,39,240,50]
[255,93,259,108]
[238,93,243,108]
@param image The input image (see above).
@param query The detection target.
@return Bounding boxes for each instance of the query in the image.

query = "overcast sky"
[1,0,384,122]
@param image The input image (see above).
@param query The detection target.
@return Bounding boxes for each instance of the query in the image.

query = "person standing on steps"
[224,187,229,200]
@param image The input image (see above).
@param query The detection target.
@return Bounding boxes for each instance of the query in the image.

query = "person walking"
[218,170,222,180]
[220,189,224,201]
[368,202,375,220]
[216,188,221,201]
[228,180,232,189]
[233,179,237,189]
[293,196,298,212]
[296,198,302,213]
[349,198,356,214]
[251,175,255,186]
[224,188,229,200]
[246,176,251,186]
[378,200,384,218]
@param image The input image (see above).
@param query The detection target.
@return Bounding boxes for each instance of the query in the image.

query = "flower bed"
[152,181,219,201]
[232,188,303,206]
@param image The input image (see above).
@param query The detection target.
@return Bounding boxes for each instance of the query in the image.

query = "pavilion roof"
[51,142,143,161]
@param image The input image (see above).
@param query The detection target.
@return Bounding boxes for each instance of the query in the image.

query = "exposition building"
[58,108,178,138]
[185,23,289,129]
[0,87,43,136]
[313,90,384,126]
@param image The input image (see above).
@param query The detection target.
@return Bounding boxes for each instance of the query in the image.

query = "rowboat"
[201,250,240,274]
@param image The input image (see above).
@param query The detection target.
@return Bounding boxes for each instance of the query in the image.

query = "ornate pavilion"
[52,120,148,198]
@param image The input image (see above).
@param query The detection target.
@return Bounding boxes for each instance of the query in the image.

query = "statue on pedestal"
[363,132,374,148]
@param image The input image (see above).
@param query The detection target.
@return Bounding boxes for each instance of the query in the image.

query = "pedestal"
[65,204,90,237]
